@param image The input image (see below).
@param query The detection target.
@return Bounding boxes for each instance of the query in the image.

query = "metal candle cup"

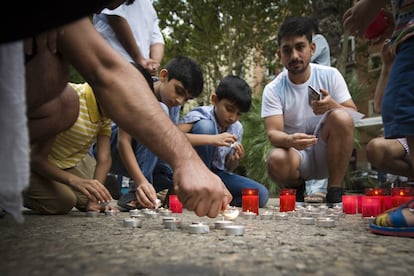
[223,225,245,236]
[242,211,257,220]
[188,223,209,234]
[123,217,142,228]
[214,220,233,229]
[86,211,100,217]
[164,218,181,230]
[242,188,259,215]
[299,216,315,225]
[260,211,274,220]
[274,212,289,220]
[129,209,141,216]
[316,217,335,228]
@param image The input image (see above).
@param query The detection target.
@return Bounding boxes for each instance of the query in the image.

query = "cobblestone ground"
[0,198,413,276]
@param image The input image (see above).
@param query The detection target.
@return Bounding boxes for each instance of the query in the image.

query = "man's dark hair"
[164,55,204,98]
[277,16,313,45]
[216,75,252,113]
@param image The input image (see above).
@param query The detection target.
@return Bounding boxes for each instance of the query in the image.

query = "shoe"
[369,199,414,238]
[295,182,305,203]
[304,192,326,203]
[326,187,343,208]
[117,191,140,212]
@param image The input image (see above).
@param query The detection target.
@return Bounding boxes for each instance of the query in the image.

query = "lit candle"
[342,195,357,214]
[365,187,386,212]
[242,188,259,215]
[357,195,364,213]
[279,188,296,212]
[169,195,183,213]
[361,196,381,217]
[391,187,414,207]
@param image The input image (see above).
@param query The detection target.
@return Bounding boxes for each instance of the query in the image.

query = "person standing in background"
[93,0,164,75]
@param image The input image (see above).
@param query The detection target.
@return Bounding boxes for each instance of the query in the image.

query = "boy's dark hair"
[132,62,154,92]
[164,55,204,98]
[277,16,313,46]
[216,75,252,113]
[306,16,319,34]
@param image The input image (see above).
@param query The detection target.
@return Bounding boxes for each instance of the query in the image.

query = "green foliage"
[239,94,278,195]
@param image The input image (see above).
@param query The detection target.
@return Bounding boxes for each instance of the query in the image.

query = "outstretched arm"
[56,18,231,217]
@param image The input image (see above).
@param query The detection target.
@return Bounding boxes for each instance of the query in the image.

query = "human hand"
[135,181,158,209]
[214,132,238,147]
[172,158,232,218]
[379,39,395,66]
[138,57,160,76]
[227,142,245,162]
[24,28,64,55]
[290,133,318,150]
[311,88,331,115]
[343,0,384,38]
[69,177,113,204]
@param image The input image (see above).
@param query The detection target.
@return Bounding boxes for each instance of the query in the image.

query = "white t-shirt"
[261,63,351,135]
[93,0,164,63]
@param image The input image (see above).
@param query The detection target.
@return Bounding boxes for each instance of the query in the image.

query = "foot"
[304,192,326,203]
[374,200,414,227]
[326,187,343,207]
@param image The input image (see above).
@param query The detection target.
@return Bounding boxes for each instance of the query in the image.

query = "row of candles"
[170,187,414,218]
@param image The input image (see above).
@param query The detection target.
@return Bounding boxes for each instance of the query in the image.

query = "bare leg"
[266,147,302,188]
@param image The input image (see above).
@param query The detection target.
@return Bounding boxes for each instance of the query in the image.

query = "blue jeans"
[192,119,269,207]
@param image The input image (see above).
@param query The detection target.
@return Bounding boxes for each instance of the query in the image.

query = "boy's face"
[277,35,315,76]
[212,95,242,130]
[159,70,192,108]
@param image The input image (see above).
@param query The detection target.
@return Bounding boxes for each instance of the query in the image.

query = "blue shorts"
[382,37,414,138]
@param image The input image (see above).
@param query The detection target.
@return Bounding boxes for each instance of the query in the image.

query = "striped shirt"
[48,83,112,169]
[391,0,414,49]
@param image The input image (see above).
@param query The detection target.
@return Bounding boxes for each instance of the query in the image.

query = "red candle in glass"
[242,188,259,214]
[357,195,364,213]
[342,195,357,214]
[169,195,183,213]
[384,196,392,211]
[365,187,386,212]
[279,188,296,212]
[361,196,381,217]
[391,187,414,207]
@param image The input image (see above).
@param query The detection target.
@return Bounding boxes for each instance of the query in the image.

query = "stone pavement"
[0,198,412,276]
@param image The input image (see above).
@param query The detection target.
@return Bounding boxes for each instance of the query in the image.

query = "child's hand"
[135,182,158,209]
[214,132,237,147]
[228,142,245,161]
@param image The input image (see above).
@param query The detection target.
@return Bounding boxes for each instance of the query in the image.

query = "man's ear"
[159,68,168,81]
[276,50,281,61]
[310,42,316,56]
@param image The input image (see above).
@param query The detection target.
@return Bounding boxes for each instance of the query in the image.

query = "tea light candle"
[86,211,100,217]
[130,213,144,219]
[162,216,175,225]
[279,188,296,212]
[214,220,233,229]
[188,222,209,234]
[260,211,274,220]
[363,216,376,224]
[129,209,141,216]
[299,216,315,225]
[342,195,357,214]
[242,211,257,220]
[222,206,240,220]
[242,188,259,215]
[144,210,160,219]
[169,195,183,213]
[223,225,245,236]
[123,217,142,228]
[274,212,289,220]
[164,218,181,230]
[316,217,335,228]
[105,209,117,216]
[158,208,172,217]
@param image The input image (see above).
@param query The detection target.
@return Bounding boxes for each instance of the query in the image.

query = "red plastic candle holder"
[342,195,357,214]
[169,195,183,213]
[391,187,414,208]
[361,196,382,217]
[242,188,259,215]
[279,188,296,212]
[364,9,389,39]
[365,188,386,212]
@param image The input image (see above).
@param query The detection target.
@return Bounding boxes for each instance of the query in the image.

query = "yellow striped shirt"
[48,83,112,169]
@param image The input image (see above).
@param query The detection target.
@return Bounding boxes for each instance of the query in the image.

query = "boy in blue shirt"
[157,76,269,207]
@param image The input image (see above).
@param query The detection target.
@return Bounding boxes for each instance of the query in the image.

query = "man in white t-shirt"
[261,16,358,207]
[93,0,164,75]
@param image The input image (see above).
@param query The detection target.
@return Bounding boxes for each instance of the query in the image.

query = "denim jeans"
[192,119,269,207]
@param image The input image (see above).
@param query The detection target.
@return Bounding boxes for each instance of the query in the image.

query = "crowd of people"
[0,0,413,238]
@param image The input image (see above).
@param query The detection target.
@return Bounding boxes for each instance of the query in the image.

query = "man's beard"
[287,60,309,75]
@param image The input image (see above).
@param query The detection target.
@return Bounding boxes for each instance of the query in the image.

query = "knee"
[259,188,269,208]
[330,109,355,131]
[191,120,215,135]
[366,138,385,165]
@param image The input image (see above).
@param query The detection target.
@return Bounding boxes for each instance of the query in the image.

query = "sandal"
[369,199,414,238]
[304,192,326,203]
[117,191,140,211]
